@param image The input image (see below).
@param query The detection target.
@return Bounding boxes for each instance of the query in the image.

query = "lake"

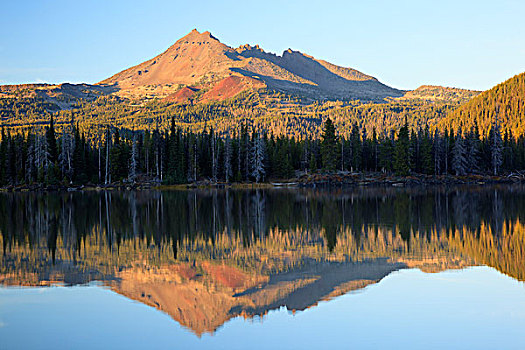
[1,186,525,349]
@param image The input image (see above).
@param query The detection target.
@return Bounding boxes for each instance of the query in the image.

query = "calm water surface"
[1,186,525,349]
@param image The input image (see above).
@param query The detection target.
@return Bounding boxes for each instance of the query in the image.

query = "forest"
[0,108,522,187]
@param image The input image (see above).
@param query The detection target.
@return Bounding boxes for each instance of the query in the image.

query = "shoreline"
[1,173,524,192]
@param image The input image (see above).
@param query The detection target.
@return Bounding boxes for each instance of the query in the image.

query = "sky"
[1,0,524,91]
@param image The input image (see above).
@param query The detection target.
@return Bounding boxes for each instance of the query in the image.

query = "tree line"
[0,112,523,187]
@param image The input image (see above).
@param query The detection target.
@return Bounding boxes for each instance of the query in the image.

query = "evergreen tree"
[45,115,58,164]
[251,132,266,183]
[187,133,198,182]
[301,139,310,173]
[25,132,35,184]
[452,127,467,176]
[433,129,443,175]
[211,128,218,183]
[129,134,139,183]
[109,129,123,181]
[446,128,455,175]
[466,124,480,173]
[34,131,51,183]
[419,126,433,174]
[349,123,362,171]
[378,132,394,173]
[0,128,7,185]
[167,118,178,183]
[491,110,503,175]
[371,128,378,171]
[394,121,410,176]
[224,134,232,182]
[59,121,75,183]
[410,129,419,173]
[321,117,338,172]
[105,128,112,184]
[502,129,514,172]
[6,133,16,184]
[309,151,318,173]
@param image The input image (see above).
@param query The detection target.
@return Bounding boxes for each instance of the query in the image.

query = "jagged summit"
[99,29,404,101]
[182,28,220,42]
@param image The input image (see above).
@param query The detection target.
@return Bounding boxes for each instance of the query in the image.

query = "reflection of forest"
[1,186,524,334]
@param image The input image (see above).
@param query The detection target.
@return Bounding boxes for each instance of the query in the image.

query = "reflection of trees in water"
[492,189,504,234]
[321,200,338,252]
[1,186,525,280]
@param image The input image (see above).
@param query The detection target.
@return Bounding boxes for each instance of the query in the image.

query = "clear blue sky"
[1,0,524,91]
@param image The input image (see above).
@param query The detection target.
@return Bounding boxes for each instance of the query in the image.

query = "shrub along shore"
[1,172,523,193]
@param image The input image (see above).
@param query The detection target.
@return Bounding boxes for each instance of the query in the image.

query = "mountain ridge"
[99,29,404,101]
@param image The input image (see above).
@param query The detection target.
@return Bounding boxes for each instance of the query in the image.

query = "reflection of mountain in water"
[114,259,405,336]
[1,186,525,335]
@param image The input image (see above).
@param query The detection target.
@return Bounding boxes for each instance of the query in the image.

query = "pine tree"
[419,126,433,174]
[251,132,266,183]
[349,123,361,172]
[211,129,217,183]
[186,133,198,182]
[25,131,35,184]
[371,128,378,171]
[167,117,178,183]
[410,129,419,173]
[452,127,467,176]
[235,129,242,182]
[378,131,394,173]
[309,151,317,173]
[321,117,337,172]
[59,122,75,183]
[466,124,480,174]
[433,129,443,175]
[242,126,251,181]
[446,128,455,175]
[394,121,410,176]
[491,110,503,175]
[224,134,232,182]
[502,129,514,172]
[129,134,139,183]
[6,132,16,185]
[0,128,7,185]
[45,115,58,165]
[72,124,85,183]
[301,139,310,173]
[105,128,112,184]
[35,132,51,183]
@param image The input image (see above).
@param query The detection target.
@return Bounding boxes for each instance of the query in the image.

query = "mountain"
[439,72,525,137]
[99,29,404,101]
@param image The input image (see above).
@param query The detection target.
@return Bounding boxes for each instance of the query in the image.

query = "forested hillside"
[440,72,525,137]
[0,88,462,142]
